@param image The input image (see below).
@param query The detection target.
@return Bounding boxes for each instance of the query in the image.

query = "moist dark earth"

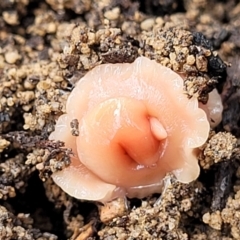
[1,0,240,239]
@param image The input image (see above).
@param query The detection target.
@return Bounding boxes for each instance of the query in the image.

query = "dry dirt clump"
[0,205,57,240]
[98,177,205,239]
[221,188,240,239]
[202,173,240,240]
[0,154,32,200]
[1,0,240,239]
[199,131,238,170]
[140,27,227,103]
[61,25,226,102]
[58,25,139,82]
[26,141,72,181]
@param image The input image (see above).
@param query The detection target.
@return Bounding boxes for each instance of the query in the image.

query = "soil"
[1,0,240,239]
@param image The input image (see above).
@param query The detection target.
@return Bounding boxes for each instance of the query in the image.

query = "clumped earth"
[1,0,240,239]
